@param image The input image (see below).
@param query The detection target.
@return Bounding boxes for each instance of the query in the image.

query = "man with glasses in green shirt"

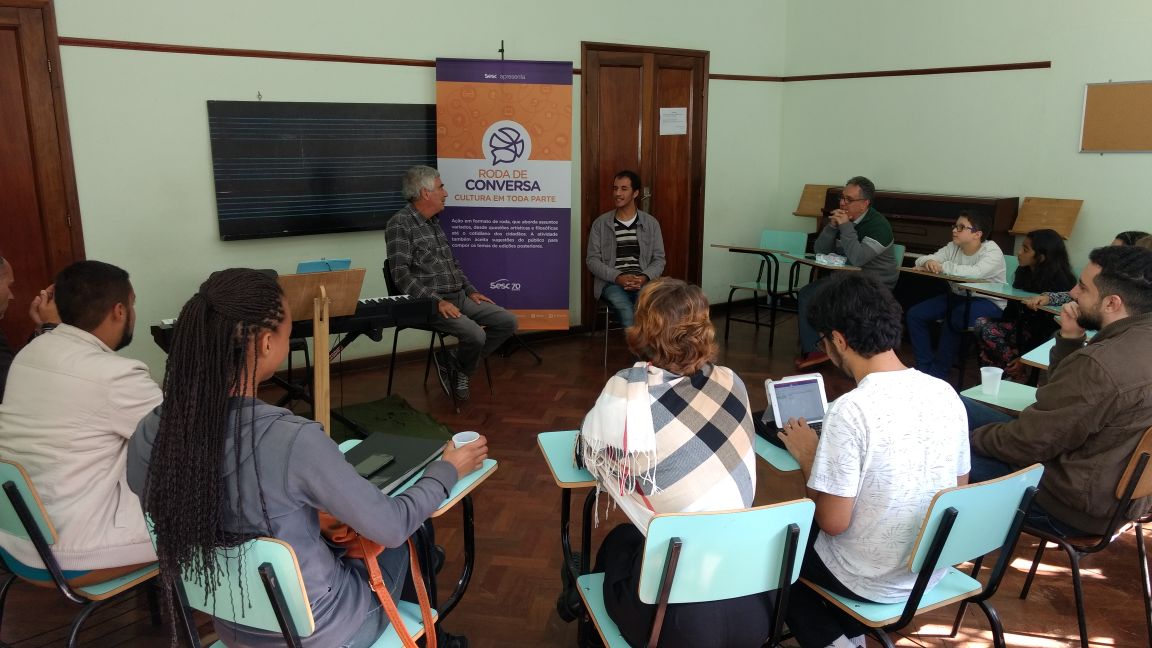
[796,176,898,369]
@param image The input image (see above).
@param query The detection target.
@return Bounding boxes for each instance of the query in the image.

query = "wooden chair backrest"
[1117,427,1152,501]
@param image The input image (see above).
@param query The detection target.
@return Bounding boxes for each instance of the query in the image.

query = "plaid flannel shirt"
[385,204,475,300]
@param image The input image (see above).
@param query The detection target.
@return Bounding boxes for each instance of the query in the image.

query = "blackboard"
[208,101,436,240]
[1080,81,1152,153]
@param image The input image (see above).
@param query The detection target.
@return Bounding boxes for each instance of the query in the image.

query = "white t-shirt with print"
[809,368,970,604]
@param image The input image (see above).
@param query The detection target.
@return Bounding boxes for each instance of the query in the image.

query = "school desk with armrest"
[960,381,1038,413]
[537,430,598,635]
[338,438,497,621]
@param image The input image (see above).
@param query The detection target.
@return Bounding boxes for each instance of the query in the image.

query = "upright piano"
[820,188,1019,255]
[818,188,1020,309]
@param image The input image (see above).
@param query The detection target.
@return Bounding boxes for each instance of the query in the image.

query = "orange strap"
[359,536,436,648]
[320,513,436,648]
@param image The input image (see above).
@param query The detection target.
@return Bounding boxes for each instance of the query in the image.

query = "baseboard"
[270,328,589,381]
[268,300,793,384]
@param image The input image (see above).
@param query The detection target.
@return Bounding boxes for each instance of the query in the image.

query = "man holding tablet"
[777,273,969,648]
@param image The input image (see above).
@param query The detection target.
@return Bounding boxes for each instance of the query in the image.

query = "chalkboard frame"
[208,100,436,241]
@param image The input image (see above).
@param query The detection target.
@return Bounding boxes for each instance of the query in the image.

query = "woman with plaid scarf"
[578,277,766,648]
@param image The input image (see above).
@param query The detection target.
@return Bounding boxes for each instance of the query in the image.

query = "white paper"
[659,107,688,135]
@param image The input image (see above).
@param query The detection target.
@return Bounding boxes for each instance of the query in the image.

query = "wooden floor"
[2,310,1148,647]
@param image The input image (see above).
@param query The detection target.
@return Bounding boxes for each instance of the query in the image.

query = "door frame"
[0,0,84,345]
[579,41,709,330]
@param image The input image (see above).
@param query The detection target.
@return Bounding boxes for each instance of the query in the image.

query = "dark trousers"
[595,523,776,648]
[963,397,1093,537]
[907,293,1003,380]
[429,290,517,374]
[785,531,871,648]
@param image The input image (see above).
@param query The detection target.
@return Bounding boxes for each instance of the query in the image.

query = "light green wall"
[60,1,1151,378]
[54,0,788,375]
[776,1,1152,265]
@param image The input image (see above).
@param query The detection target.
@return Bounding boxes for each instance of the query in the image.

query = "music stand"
[278,269,365,435]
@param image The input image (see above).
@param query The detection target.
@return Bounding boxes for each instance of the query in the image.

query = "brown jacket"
[971,312,1152,534]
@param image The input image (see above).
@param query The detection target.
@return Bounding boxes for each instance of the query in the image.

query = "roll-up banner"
[435,58,572,330]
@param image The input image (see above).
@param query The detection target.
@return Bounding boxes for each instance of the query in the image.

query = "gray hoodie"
[127,398,458,647]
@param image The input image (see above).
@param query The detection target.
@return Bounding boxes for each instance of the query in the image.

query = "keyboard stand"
[275,335,372,438]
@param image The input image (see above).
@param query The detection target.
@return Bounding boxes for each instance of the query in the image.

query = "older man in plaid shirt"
[386,166,517,401]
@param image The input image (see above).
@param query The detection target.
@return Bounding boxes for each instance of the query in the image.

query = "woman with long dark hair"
[975,228,1076,377]
[1022,230,1151,312]
[126,268,486,647]
[578,277,766,648]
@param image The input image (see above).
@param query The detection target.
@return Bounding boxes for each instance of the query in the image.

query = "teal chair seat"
[575,499,815,648]
[1004,252,1019,283]
[801,464,1044,648]
[891,243,906,269]
[175,536,436,648]
[575,573,627,646]
[0,459,160,647]
[815,567,981,627]
[724,229,809,347]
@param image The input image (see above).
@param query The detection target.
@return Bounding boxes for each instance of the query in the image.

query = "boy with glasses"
[906,210,1006,380]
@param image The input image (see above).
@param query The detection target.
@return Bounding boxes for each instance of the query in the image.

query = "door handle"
[641,187,652,212]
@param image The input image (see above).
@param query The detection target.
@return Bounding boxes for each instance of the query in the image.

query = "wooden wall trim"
[58,38,1049,83]
[58,37,436,68]
[710,73,785,82]
[781,60,1052,82]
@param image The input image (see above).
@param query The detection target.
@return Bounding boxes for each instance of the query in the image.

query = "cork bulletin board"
[1080,81,1152,152]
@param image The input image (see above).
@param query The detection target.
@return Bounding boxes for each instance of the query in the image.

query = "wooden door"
[580,43,708,328]
[0,0,83,347]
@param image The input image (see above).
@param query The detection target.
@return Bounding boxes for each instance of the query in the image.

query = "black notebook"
[343,431,446,495]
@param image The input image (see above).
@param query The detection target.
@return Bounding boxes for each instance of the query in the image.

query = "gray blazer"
[586,210,667,297]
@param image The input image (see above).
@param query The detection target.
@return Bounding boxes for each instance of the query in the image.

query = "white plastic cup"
[980,367,1004,396]
[452,431,480,448]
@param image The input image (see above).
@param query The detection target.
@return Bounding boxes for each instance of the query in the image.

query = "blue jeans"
[797,279,823,355]
[601,284,640,328]
[962,396,1091,538]
[907,294,1003,379]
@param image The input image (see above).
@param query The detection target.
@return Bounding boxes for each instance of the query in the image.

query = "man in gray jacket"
[586,170,666,327]
[965,244,1152,536]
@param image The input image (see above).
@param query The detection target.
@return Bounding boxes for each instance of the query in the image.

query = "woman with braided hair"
[126,268,487,647]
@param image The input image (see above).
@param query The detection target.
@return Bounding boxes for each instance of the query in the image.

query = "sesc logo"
[489,278,522,292]
[483,120,532,165]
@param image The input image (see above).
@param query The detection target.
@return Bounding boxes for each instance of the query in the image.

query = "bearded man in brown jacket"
[963,244,1152,537]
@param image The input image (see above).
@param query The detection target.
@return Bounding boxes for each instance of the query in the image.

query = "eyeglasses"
[816,333,828,350]
[952,223,978,232]
[839,195,866,204]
